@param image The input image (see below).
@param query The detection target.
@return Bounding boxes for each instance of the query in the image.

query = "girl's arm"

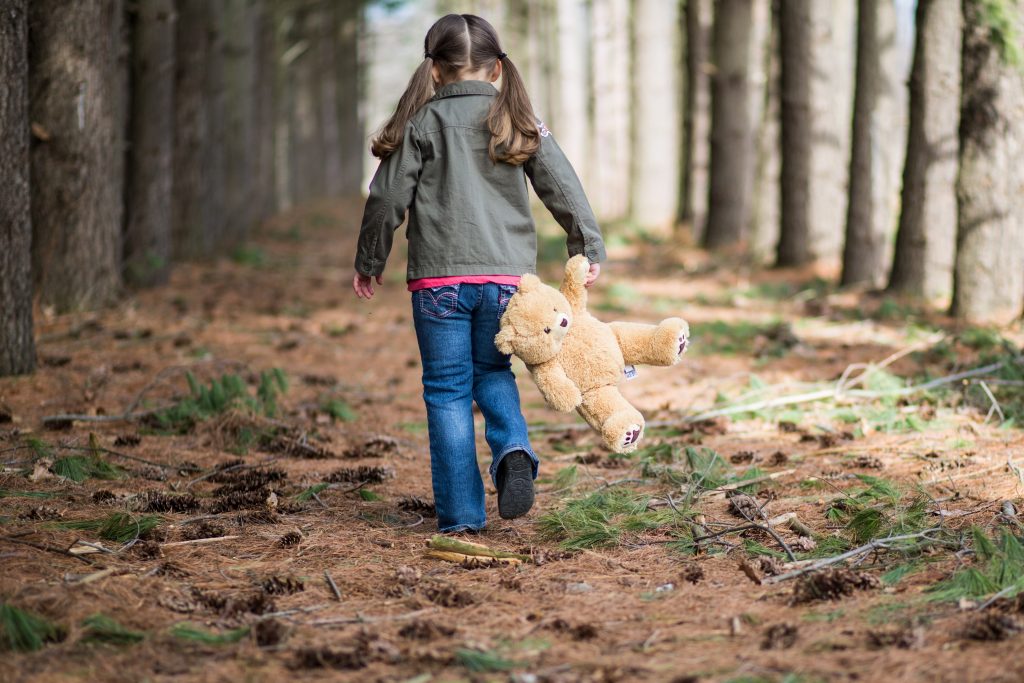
[524,124,607,267]
[353,122,424,279]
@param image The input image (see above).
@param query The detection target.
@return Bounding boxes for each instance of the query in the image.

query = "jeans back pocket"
[416,284,460,319]
[497,284,517,321]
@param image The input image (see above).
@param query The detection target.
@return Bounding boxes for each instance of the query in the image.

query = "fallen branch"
[425,535,531,562]
[308,607,438,627]
[705,469,797,497]
[762,528,943,584]
[426,549,522,566]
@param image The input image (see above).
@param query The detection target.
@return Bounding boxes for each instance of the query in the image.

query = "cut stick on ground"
[425,535,531,562]
[425,549,522,566]
[160,536,241,548]
[702,469,796,498]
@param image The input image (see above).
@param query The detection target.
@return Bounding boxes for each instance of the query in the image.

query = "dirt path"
[2,201,1024,683]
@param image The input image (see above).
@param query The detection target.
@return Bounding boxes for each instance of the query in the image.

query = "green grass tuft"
[81,614,146,645]
[149,369,288,433]
[320,398,356,422]
[51,454,124,483]
[358,489,382,501]
[56,513,162,544]
[0,489,57,499]
[551,465,579,492]
[0,603,64,652]
[170,622,250,645]
[293,483,330,502]
[455,648,523,672]
[929,528,1024,602]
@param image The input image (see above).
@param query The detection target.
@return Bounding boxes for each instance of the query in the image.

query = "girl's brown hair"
[370,14,540,165]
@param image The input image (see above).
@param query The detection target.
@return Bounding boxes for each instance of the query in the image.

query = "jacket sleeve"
[354,122,423,276]
[524,124,607,263]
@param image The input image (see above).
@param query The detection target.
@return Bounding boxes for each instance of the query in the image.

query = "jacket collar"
[431,80,497,100]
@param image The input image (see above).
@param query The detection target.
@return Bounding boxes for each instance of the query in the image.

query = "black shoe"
[496,451,535,519]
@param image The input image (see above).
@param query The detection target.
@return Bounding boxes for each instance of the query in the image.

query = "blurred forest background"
[1,0,1023,379]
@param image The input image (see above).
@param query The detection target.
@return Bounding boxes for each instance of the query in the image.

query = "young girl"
[353,14,606,533]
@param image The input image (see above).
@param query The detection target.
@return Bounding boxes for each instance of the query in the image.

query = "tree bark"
[704,0,755,249]
[222,0,258,247]
[630,0,680,234]
[841,0,903,287]
[124,0,175,288]
[289,3,326,204]
[776,0,813,266]
[750,0,780,262]
[888,0,962,301]
[554,0,591,186]
[334,0,363,196]
[678,0,713,239]
[252,0,277,221]
[29,0,126,312]
[172,0,226,259]
[0,0,35,375]
[590,0,631,221]
[951,0,1024,324]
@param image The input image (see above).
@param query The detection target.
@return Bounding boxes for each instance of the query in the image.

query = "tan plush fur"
[496,256,689,453]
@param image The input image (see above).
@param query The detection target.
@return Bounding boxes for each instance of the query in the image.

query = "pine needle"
[292,483,329,502]
[51,454,123,483]
[56,513,162,544]
[0,490,57,499]
[170,622,250,645]
[455,648,523,672]
[0,603,64,652]
[81,614,146,645]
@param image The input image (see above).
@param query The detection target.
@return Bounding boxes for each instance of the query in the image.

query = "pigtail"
[486,55,540,165]
[370,58,435,159]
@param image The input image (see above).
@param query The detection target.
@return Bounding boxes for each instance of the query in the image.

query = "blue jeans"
[411,283,538,532]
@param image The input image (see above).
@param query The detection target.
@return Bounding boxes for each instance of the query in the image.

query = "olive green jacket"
[355,80,606,279]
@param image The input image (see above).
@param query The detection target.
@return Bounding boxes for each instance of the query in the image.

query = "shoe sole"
[498,453,535,519]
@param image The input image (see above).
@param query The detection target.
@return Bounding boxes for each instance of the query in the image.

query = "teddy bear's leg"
[608,318,690,367]
[579,386,646,453]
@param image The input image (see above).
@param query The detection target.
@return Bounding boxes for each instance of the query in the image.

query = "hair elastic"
[424,51,434,59]
[497,52,507,60]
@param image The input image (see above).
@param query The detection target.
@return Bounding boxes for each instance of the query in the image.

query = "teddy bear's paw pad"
[622,426,643,448]
[678,333,689,356]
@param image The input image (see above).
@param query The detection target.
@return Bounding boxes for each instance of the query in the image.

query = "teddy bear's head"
[495,274,573,364]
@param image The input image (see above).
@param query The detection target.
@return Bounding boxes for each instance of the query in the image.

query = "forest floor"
[2,200,1024,683]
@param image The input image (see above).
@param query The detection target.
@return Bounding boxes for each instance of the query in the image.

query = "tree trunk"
[124,0,175,288]
[0,0,35,376]
[252,0,277,221]
[678,0,712,239]
[951,0,1024,324]
[29,0,125,312]
[289,4,326,204]
[630,0,680,234]
[172,0,226,259]
[776,0,813,266]
[841,0,903,288]
[750,0,780,262]
[704,0,755,249]
[553,0,591,185]
[888,0,961,301]
[222,0,258,247]
[777,0,855,267]
[334,0,363,196]
[590,0,631,221]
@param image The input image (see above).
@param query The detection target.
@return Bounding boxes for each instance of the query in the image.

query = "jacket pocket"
[496,284,517,321]
[416,285,460,319]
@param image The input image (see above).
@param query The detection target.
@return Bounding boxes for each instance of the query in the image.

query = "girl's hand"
[584,262,601,288]
[353,271,383,299]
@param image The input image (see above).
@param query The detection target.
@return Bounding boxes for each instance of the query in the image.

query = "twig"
[762,528,943,584]
[308,607,438,626]
[160,535,241,548]
[707,469,796,495]
[733,505,796,562]
[0,535,95,565]
[324,570,342,601]
[976,583,1024,611]
[593,477,645,491]
[186,457,280,489]
[979,380,1005,424]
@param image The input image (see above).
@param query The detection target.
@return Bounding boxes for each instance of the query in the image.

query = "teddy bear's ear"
[494,327,516,355]
[518,274,541,293]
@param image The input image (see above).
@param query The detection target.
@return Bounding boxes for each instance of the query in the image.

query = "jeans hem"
[490,445,539,485]
[438,522,487,534]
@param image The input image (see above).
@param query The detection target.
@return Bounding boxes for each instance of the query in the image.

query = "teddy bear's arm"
[529,360,583,412]
[559,255,590,315]
[609,318,690,367]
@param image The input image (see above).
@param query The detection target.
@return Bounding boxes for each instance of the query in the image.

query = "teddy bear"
[495,255,689,453]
